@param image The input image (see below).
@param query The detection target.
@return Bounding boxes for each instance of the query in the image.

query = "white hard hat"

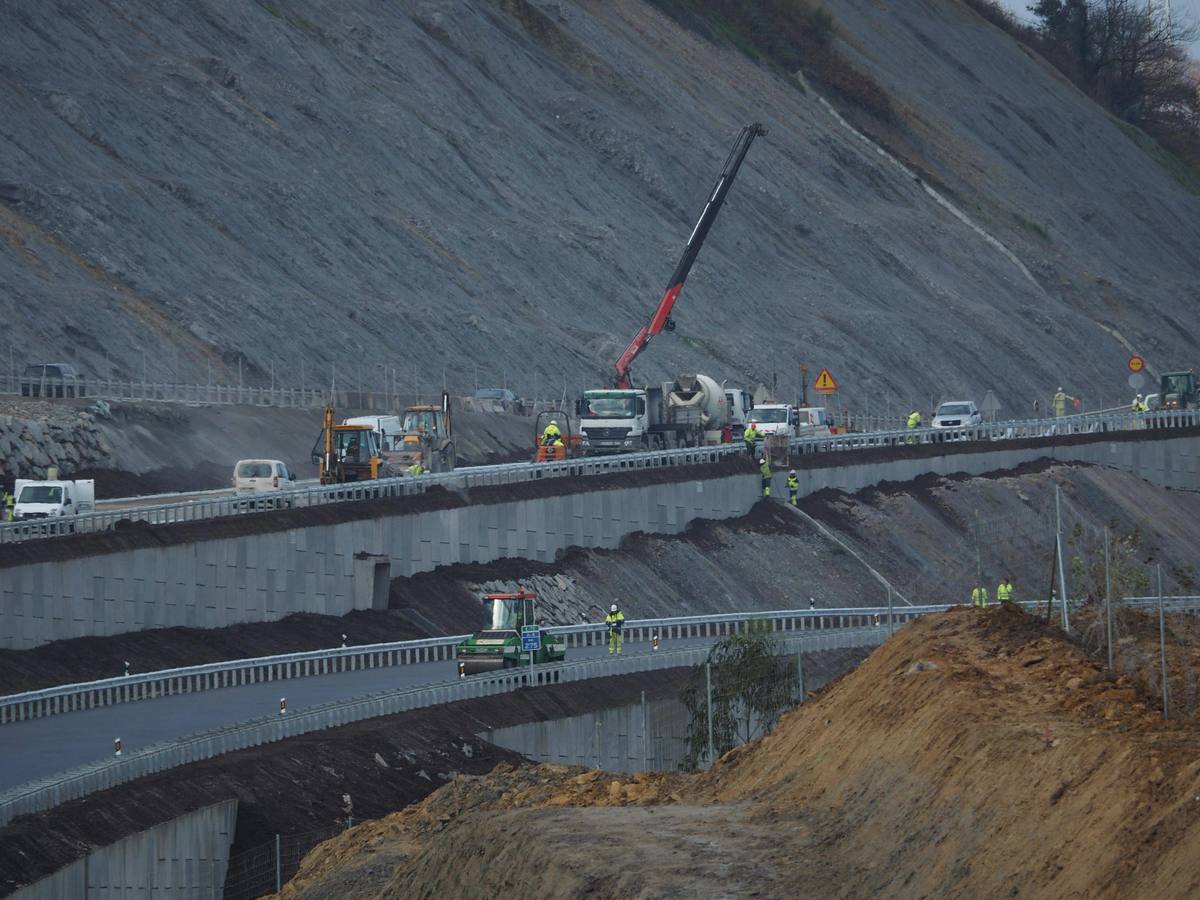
[790,469,796,475]
[1135,393,1142,399]
[610,603,618,612]
[759,458,765,464]
[1057,386,1063,392]
[550,419,557,424]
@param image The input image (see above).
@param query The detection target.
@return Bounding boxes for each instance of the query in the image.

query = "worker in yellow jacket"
[996,578,1014,604]
[605,603,625,655]
[971,585,988,608]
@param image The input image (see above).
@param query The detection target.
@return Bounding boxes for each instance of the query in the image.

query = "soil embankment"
[276,607,1200,899]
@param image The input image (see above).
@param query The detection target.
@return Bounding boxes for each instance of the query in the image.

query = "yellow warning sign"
[814,367,838,394]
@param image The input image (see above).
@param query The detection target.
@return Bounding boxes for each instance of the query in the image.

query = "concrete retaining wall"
[10,799,236,899]
[780,432,1200,496]
[0,475,757,649]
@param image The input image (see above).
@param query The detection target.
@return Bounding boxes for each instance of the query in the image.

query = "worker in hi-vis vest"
[996,578,1014,604]
[605,603,625,655]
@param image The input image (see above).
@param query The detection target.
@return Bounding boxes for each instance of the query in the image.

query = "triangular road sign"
[814,367,838,394]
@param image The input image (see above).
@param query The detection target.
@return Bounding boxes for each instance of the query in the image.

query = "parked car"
[473,387,518,412]
[931,400,983,433]
[232,459,295,507]
[20,363,86,398]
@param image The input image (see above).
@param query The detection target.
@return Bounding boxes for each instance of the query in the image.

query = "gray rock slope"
[1,0,1196,411]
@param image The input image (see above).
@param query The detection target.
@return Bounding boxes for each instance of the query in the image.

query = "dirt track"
[276,607,1200,899]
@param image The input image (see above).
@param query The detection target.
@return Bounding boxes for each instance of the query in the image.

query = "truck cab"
[749,404,796,437]
[1160,372,1197,410]
[578,389,650,454]
[13,479,96,520]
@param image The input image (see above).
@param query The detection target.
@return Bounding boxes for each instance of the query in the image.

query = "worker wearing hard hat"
[759,458,771,498]
[743,421,759,457]
[787,469,799,506]
[971,584,988,608]
[1131,394,1148,413]
[405,462,425,476]
[605,602,625,655]
[542,420,562,446]
[1,487,11,522]
[1052,387,1076,417]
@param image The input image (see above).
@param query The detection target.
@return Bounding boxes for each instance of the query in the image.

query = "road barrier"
[0,626,882,827]
[0,605,924,724]
[2,408,1193,546]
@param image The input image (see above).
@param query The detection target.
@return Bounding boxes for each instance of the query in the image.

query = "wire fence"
[0,371,569,417]
[223,824,346,899]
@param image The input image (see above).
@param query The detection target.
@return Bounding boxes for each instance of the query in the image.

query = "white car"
[931,401,982,432]
[232,459,295,507]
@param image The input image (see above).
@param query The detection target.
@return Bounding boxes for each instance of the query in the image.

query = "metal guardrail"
[0,605,928,724]
[6,594,1198,725]
[0,443,740,544]
[0,626,883,827]
[2,407,1192,546]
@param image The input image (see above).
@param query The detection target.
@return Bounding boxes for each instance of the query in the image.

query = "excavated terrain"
[3,0,1198,406]
[275,606,1200,899]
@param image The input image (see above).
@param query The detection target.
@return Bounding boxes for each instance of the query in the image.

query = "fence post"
[887,585,894,638]
[705,661,714,766]
[275,833,281,893]
[1158,565,1169,720]
[1104,527,1113,669]
[641,690,648,772]
[796,651,806,703]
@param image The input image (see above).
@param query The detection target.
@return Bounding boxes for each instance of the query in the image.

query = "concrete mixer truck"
[578,373,730,454]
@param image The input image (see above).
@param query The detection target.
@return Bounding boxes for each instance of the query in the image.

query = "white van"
[13,479,96,520]
[232,459,295,507]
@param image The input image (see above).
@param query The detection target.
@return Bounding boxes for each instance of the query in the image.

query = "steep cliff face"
[2,0,1196,409]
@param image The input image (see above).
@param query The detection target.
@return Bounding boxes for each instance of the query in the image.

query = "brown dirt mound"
[276,606,1200,899]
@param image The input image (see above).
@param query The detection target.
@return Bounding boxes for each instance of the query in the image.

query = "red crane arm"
[612,123,766,389]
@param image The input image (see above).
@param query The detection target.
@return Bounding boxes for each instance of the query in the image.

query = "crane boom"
[613,123,766,388]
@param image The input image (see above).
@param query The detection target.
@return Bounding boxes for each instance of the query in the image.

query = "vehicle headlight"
[623,438,635,446]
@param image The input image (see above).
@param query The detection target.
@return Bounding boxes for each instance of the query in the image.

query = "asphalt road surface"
[0,635,714,791]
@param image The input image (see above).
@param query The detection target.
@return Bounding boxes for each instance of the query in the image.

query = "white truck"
[12,479,96,522]
[747,403,798,437]
[578,373,730,454]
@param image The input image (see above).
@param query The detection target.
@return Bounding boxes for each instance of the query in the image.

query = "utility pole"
[1056,486,1069,632]
[1157,565,1169,719]
[799,363,809,407]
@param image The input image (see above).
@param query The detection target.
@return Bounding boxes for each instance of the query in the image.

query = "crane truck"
[578,123,766,455]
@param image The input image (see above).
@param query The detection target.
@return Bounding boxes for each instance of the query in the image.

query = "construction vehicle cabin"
[312,407,382,484]
[456,591,566,675]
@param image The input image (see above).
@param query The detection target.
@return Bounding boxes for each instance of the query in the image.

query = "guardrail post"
[275,833,282,892]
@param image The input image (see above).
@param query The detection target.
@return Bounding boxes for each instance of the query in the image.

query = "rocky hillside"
[3,1,1197,410]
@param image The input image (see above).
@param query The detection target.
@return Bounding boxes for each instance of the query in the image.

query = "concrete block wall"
[773,433,1200,497]
[0,474,758,649]
[10,799,237,899]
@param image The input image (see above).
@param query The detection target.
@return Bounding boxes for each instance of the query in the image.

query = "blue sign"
[520,626,542,652]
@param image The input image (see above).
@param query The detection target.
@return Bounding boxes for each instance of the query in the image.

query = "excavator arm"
[613,123,766,388]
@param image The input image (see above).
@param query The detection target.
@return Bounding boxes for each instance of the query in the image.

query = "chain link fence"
[223,823,347,899]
